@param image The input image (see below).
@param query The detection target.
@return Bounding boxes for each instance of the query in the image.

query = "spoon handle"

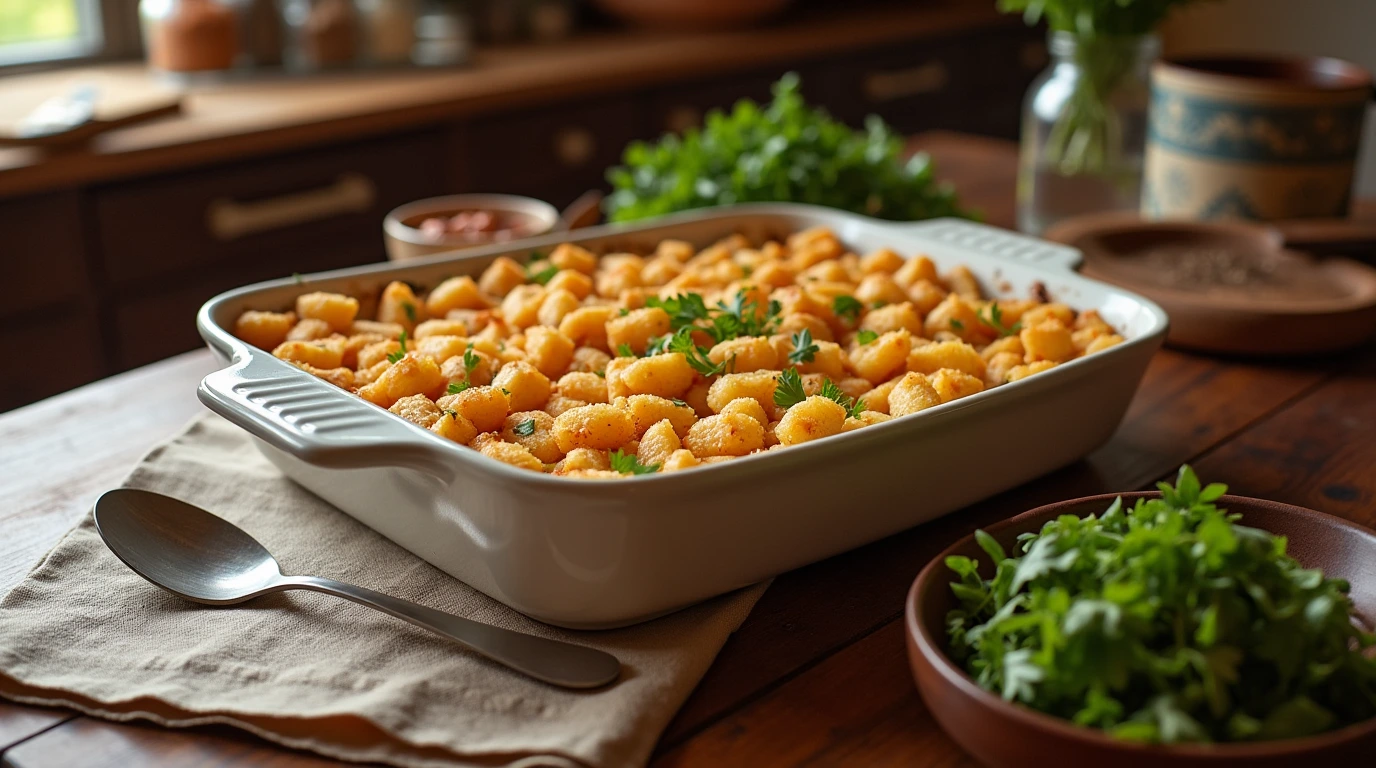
[281,576,620,689]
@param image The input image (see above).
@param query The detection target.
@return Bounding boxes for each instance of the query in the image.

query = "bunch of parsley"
[946,466,1376,744]
[605,73,968,223]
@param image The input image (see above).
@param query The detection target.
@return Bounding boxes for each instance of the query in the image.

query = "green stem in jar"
[1042,35,1140,178]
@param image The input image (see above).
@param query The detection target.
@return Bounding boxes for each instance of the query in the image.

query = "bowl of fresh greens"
[604,73,969,224]
[905,467,1376,768]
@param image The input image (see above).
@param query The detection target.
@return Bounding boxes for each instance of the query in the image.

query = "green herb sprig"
[945,466,1376,745]
[387,331,409,364]
[609,449,659,475]
[788,328,819,365]
[606,74,969,223]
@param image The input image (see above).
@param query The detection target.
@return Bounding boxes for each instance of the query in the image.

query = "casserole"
[197,204,1168,628]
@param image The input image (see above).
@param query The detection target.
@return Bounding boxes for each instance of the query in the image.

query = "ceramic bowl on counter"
[905,491,1376,768]
[383,193,561,261]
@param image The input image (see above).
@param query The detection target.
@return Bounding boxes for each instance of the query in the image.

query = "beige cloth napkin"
[0,415,766,768]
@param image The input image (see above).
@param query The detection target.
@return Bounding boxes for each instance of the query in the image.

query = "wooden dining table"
[1,131,1373,768]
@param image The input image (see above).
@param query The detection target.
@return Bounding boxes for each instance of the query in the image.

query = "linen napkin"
[0,415,766,768]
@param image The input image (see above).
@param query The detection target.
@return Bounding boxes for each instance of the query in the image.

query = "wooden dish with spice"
[1045,212,1376,355]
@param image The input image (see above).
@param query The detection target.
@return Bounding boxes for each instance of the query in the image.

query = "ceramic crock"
[1143,56,1372,221]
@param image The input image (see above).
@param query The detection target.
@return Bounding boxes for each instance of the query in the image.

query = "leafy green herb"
[609,448,659,475]
[945,466,1376,745]
[949,318,965,331]
[979,303,1023,338]
[402,302,417,324]
[670,398,689,408]
[462,344,481,376]
[500,387,510,395]
[857,329,880,346]
[292,272,304,285]
[870,300,887,310]
[527,264,559,286]
[594,369,606,378]
[447,381,469,395]
[773,367,806,409]
[665,326,729,376]
[616,343,636,358]
[788,328,819,365]
[513,419,536,437]
[646,293,712,331]
[819,378,864,418]
[606,74,969,223]
[710,290,781,342]
[387,331,409,364]
[644,334,672,356]
[833,295,863,324]
[618,307,630,317]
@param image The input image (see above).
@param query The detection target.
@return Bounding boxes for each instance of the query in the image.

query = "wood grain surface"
[1,133,1371,768]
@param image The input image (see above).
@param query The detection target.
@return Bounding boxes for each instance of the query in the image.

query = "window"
[0,0,140,69]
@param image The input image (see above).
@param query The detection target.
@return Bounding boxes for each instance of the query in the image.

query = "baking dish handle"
[896,218,1083,272]
[198,353,456,479]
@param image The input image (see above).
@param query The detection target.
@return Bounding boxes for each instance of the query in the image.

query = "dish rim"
[906,490,1376,759]
[199,203,1171,487]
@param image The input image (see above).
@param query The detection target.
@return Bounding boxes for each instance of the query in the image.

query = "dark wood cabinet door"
[94,131,447,289]
[464,96,648,209]
[0,191,92,317]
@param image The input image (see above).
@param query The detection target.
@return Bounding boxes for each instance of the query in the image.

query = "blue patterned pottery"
[1143,56,1371,221]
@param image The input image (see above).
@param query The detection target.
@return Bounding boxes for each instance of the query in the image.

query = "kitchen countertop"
[2,132,1374,767]
[0,1,1014,200]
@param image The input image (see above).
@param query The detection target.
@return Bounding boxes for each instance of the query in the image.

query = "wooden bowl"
[1045,213,1376,355]
[383,193,561,262]
[905,492,1376,768]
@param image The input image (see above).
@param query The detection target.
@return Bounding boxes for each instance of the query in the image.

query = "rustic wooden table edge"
[2,132,1373,768]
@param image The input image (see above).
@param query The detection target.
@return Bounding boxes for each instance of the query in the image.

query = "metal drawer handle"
[206,172,377,241]
[863,61,950,103]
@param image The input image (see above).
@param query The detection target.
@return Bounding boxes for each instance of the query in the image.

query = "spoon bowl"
[95,489,283,604]
[92,488,621,689]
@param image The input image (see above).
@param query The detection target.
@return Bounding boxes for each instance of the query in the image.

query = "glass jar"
[1017,32,1159,235]
[140,0,240,74]
[283,0,361,70]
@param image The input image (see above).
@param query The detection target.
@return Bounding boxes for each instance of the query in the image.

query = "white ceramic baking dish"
[197,204,1168,629]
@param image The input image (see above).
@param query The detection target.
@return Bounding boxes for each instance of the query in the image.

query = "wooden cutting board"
[0,68,183,149]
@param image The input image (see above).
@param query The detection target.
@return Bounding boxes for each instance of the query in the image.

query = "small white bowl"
[383,193,562,262]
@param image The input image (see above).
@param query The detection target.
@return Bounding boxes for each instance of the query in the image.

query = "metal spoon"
[92,488,620,689]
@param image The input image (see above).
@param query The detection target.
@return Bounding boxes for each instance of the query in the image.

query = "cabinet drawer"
[95,132,446,288]
[812,36,975,134]
[112,238,383,370]
[0,310,103,412]
[465,97,648,208]
[0,191,92,318]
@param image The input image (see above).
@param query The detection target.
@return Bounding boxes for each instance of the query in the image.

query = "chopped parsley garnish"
[945,465,1376,745]
[833,295,863,323]
[979,303,1023,338]
[527,264,559,285]
[773,367,807,409]
[291,272,304,285]
[710,290,782,342]
[819,379,865,418]
[666,326,729,376]
[644,334,672,356]
[870,300,887,309]
[646,293,712,331]
[616,343,636,358]
[788,328,819,365]
[462,344,481,377]
[618,307,630,316]
[402,302,417,324]
[670,398,689,408]
[593,369,606,378]
[857,329,880,345]
[386,331,409,364]
[609,448,659,475]
[447,381,469,395]
[513,418,536,437]
[949,318,965,331]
